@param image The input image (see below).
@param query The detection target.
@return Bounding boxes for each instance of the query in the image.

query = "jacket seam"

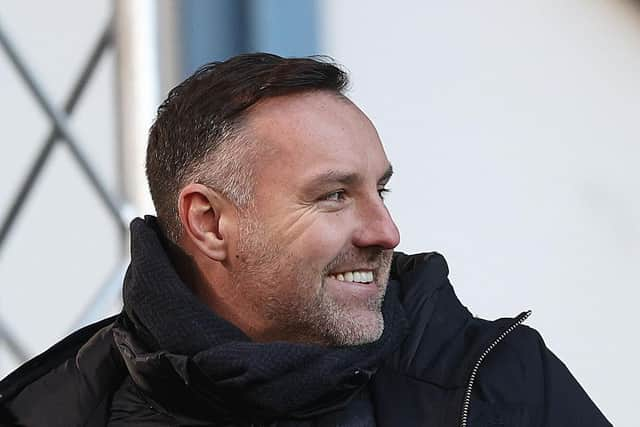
[378,363,462,390]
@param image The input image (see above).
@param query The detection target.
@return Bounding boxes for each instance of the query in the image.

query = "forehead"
[244,91,389,185]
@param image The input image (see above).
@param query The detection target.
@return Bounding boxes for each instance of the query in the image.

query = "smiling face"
[227,91,400,346]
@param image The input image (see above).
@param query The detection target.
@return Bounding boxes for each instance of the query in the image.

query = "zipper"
[459,310,532,427]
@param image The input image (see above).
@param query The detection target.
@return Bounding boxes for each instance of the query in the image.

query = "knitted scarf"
[121,216,408,421]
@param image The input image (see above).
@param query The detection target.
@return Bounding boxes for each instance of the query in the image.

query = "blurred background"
[1,0,637,424]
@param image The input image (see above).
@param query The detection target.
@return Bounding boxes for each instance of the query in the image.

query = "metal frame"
[0,17,130,363]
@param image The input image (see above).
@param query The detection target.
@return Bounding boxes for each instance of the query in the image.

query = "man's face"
[230,91,400,346]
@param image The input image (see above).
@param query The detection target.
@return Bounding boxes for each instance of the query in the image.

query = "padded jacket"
[0,244,611,426]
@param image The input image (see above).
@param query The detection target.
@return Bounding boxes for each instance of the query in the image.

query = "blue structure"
[180,0,319,78]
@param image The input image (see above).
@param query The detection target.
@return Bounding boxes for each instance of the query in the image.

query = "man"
[0,53,610,426]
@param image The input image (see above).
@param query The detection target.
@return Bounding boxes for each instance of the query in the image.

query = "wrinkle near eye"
[270,204,326,245]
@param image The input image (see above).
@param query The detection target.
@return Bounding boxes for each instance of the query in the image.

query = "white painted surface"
[321,1,639,424]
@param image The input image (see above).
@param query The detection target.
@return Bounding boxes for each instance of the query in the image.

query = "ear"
[178,183,235,261]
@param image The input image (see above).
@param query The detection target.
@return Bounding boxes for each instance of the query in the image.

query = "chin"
[330,309,385,346]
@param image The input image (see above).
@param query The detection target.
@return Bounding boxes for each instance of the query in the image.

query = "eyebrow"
[304,164,394,191]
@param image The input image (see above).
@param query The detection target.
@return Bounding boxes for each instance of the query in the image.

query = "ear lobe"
[179,184,229,261]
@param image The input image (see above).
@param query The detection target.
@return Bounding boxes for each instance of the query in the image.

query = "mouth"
[326,270,375,284]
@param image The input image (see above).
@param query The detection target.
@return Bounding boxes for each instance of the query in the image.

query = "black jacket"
[0,218,611,426]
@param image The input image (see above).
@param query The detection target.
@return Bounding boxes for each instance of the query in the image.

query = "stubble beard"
[233,214,393,346]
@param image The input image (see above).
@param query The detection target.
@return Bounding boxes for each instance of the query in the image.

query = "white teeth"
[328,270,374,284]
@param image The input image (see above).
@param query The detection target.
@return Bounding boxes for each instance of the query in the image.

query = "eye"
[322,190,346,202]
[378,187,391,200]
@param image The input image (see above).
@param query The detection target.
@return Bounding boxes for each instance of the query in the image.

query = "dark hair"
[146,53,349,242]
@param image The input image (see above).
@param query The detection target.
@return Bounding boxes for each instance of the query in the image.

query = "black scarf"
[119,216,408,422]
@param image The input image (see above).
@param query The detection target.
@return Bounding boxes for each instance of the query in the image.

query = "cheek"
[289,212,353,265]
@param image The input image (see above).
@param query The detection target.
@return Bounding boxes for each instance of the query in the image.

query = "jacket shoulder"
[0,315,118,398]
[476,323,612,426]
[0,315,125,427]
[475,323,546,403]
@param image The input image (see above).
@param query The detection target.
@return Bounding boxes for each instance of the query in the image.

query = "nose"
[353,197,401,250]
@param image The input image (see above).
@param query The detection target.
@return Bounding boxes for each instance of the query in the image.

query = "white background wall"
[321,1,639,425]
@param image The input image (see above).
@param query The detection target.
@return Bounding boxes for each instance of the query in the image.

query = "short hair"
[146,53,349,242]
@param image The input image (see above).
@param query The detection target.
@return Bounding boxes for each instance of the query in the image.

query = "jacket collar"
[387,252,529,388]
